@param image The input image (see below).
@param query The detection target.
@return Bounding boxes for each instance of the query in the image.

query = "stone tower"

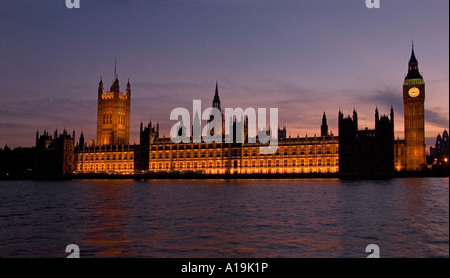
[96,61,131,146]
[403,45,426,171]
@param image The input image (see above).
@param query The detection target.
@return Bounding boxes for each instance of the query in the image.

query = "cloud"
[2,79,446,148]
[0,97,98,147]
[353,87,402,112]
[0,122,34,129]
[351,87,449,128]
[131,78,337,137]
[425,109,449,127]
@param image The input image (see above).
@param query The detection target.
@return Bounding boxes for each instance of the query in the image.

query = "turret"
[390,105,394,123]
[375,107,379,129]
[321,111,328,137]
[79,131,85,147]
[98,77,104,96]
[126,79,131,97]
[213,81,221,112]
[352,109,358,131]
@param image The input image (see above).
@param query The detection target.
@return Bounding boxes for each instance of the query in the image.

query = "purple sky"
[0,0,448,150]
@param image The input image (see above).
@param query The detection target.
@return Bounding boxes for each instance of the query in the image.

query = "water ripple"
[0,178,448,258]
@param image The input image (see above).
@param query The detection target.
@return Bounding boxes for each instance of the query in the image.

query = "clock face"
[408,87,420,98]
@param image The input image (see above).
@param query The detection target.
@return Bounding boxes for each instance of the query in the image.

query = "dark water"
[0,178,448,258]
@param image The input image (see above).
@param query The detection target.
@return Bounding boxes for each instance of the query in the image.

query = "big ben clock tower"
[403,44,426,171]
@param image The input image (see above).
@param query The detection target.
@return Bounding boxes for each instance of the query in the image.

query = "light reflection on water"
[0,178,448,258]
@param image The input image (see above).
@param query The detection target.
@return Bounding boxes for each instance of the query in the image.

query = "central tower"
[403,45,426,171]
[96,63,131,146]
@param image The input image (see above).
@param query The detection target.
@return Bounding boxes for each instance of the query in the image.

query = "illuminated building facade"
[394,138,406,172]
[74,67,134,174]
[71,46,429,176]
[145,136,339,175]
[139,82,338,175]
[96,69,131,146]
[74,77,338,175]
[74,144,135,174]
[430,130,449,168]
[403,45,426,171]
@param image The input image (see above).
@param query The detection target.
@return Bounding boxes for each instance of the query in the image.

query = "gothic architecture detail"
[96,66,131,146]
[68,46,431,176]
[74,80,339,175]
[403,45,426,171]
[321,112,328,137]
[338,108,394,177]
[35,129,75,177]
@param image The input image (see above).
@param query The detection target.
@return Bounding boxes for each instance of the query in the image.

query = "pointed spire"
[213,81,221,111]
[126,78,131,96]
[352,108,358,129]
[390,105,394,122]
[375,107,379,128]
[98,76,104,95]
[114,57,118,80]
[215,81,219,96]
[110,59,120,93]
[321,111,328,137]
[79,131,85,147]
[406,42,422,79]
[409,42,418,64]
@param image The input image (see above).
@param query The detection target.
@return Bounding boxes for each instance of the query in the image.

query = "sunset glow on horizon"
[0,0,448,150]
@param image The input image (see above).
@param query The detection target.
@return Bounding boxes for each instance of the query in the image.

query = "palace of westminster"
[29,46,442,178]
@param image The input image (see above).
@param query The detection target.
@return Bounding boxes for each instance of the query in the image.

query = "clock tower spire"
[403,44,426,171]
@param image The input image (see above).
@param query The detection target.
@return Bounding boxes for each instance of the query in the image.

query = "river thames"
[0,178,448,258]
